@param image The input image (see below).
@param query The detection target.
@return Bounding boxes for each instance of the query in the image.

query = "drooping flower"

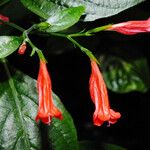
[107,18,150,35]
[36,60,63,124]
[0,14,9,24]
[18,42,27,55]
[89,60,121,126]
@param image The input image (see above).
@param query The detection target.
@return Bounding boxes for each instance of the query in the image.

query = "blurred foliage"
[100,56,150,93]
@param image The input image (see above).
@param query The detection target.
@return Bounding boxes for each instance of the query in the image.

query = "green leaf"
[80,0,145,21]
[45,6,85,32]
[20,0,84,32]
[100,56,150,93]
[79,141,126,150]
[20,0,145,21]
[0,36,22,59]
[49,94,79,150]
[0,60,78,150]
[20,0,59,20]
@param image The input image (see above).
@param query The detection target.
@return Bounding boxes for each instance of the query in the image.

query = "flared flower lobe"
[89,60,121,126]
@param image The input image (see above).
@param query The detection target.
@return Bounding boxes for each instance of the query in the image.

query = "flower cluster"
[14,16,150,126]
[34,18,150,126]
[35,59,121,126]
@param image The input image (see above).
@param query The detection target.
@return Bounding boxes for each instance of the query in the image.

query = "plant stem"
[23,31,47,62]
[50,24,111,38]
[25,24,38,34]
[50,31,92,38]
[67,36,98,63]
[49,32,98,62]
[66,32,92,37]
[0,19,25,32]
[50,32,66,38]
[86,24,112,34]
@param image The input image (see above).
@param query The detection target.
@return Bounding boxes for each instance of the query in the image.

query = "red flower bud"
[36,60,63,124]
[107,18,150,35]
[0,14,9,24]
[89,60,121,126]
[18,42,27,55]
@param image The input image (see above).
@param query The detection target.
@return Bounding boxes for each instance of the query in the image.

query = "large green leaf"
[49,94,79,150]
[45,6,85,32]
[100,56,150,93]
[0,36,22,59]
[20,0,145,21]
[20,0,84,32]
[0,60,78,150]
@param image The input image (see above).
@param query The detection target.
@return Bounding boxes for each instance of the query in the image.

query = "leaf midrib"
[3,60,30,150]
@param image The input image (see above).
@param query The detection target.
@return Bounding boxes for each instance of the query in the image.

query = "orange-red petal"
[107,18,150,35]
[36,60,63,124]
[89,60,121,126]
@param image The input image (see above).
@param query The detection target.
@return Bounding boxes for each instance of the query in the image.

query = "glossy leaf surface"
[0,61,78,150]
[20,0,145,21]
[0,36,22,58]
[45,6,85,32]
[20,0,84,32]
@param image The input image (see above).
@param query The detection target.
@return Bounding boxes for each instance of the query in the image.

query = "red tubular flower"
[18,42,27,55]
[107,18,150,35]
[36,60,63,124]
[0,14,9,24]
[89,60,121,126]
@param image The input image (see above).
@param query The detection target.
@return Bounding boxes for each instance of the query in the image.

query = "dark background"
[1,0,150,149]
